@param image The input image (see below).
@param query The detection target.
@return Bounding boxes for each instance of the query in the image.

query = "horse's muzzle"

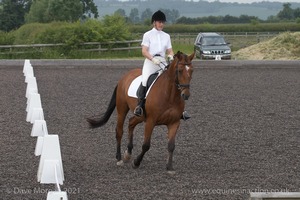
[181,89,190,100]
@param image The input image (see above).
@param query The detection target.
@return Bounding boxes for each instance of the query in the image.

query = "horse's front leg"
[132,121,154,168]
[166,121,180,174]
[124,116,143,162]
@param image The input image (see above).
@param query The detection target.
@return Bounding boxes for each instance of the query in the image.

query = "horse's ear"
[173,51,179,59]
[174,51,181,60]
[189,51,195,61]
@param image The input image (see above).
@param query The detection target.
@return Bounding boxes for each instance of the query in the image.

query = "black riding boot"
[134,84,147,117]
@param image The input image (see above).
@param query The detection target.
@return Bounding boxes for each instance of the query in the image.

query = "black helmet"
[151,10,166,23]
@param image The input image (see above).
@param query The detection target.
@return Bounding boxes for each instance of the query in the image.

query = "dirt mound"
[233,32,300,60]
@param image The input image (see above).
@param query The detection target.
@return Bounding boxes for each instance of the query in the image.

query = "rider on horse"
[133,10,190,120]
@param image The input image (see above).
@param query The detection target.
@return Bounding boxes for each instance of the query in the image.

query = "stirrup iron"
[134,106,144,117]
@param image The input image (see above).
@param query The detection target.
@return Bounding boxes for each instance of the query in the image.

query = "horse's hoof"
[167,170,176,175]
[123,150,131,162]
[117,160,124,166]
[132,160,139,169]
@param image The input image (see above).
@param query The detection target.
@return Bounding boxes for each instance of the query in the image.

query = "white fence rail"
[0,32,280,55]
[0,40,142,55]
[171,32,279,45]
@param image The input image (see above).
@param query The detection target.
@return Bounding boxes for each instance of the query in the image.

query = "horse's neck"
[162,65,181,102]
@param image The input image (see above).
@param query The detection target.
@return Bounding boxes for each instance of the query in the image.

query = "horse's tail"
[87,85,117,128]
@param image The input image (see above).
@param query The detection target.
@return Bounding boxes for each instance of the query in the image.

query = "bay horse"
[87,51,195,173]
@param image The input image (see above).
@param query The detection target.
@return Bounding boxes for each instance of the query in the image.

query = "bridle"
[158,54,192,91]
[174,59,192,91]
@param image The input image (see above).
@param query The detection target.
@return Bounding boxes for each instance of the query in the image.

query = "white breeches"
[141,57,167,86]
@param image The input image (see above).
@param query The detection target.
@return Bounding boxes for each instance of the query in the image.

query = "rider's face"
[154,21,165,31]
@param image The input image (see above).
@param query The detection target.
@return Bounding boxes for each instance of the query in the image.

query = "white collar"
[152,28,162,33]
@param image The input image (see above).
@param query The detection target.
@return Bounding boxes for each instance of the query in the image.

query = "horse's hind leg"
[116,111,128,166]
[124,116,143,162]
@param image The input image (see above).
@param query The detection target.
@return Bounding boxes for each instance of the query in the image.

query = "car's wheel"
[199,52,203,60]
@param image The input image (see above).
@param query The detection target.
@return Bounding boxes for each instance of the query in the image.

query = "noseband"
[175,61,192,91]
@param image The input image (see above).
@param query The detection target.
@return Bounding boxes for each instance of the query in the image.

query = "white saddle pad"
[128,72,162,98]
[128,75,142,98]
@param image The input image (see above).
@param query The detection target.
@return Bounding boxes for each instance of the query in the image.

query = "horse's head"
[171,51,195,100]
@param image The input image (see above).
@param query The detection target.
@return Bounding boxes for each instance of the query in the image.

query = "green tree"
[0,0,32,31]
[161,9,180,23]
[267,15,279,23]
[26,0,98,23]
[141,8,152,24]
[129,8,139,24]
[81,0,98,19]
[47,0,83,22]
[114,8,126,17]
[102,14,131,41]
[277,3,294,20]
[294,8,300,19]
[25,0,47,23]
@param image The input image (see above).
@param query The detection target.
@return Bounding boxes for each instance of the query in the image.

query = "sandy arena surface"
[0,60,300,200]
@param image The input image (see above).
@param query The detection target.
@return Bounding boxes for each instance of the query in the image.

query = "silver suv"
[194,32,231,60]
